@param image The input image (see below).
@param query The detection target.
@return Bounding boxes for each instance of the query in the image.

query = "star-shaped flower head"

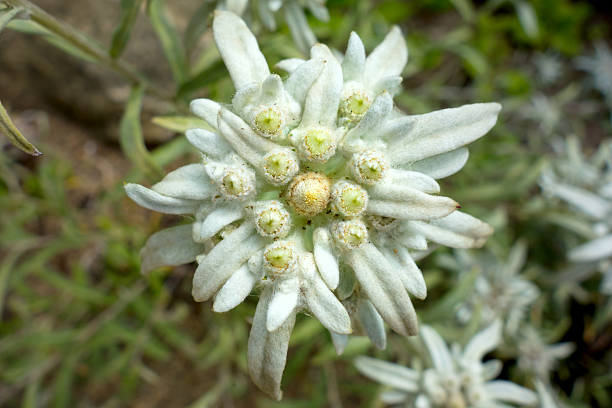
[126,11,501,399]
[540,137,612,294]
[449,242,540,335]
[517,326,574,379]
[576,42,612,117]
[355,321,538,408]
[218,0,329,53]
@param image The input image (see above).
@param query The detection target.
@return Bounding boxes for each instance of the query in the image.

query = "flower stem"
[3,0,173,102]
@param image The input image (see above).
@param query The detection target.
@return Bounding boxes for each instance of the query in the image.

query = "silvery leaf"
[354,356,419,392]
[248,286,296,400]
[387,103,501,164]
[125,183,201,215]
[348,244,418,336]
[140,224,204,275]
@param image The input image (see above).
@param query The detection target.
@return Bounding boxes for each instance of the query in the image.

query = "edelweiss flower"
[534,52,563,85]
[355,321,538,407]
[447,242,539,335]
[126,11,500,398]
[516,326,574,380]
[540,137,612,294]
[576,42,612,114]
[218,0,329,53]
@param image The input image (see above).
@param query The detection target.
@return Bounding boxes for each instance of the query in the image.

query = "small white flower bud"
[447,393,467,408]
[292,126,337,163]
[339,90,371,123]
[331,181,368,217]
[367,215,400,231]
[217,166,256,199]
[350,150,389,185]
[332,219,368,250]
[261,148,299,185]
[286,172,331,217]
[253,106,284,139]
[263,240,297,278]
[254,201,291,239]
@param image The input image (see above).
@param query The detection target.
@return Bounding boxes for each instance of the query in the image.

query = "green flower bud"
[332,219,368,250]
[255,201,291,238]
[331,181,368,217]
[263,240,297,277]
[350,150,388,185]
[262,149,299,185]
[253,107,284,139]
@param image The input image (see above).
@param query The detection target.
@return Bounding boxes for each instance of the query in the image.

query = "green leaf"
[7,19,98,63]
[151,115,212,133]
[183,0,215,56]
[420,267,479,322]
[146,0,188,85]
[119,85,161,177]
[110,0,145,59]
[177,59,227,99]
[21,377,40,408]
[0,6,24,33]
[150,137,192,167]
[450,0,474,22]
[52,353,79,408]
[513,0,539,40]
[0,100,42,156]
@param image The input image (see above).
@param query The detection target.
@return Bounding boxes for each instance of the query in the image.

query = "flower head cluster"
[449,242,540,335]
[516,326,574,380]
[125,11,500,399]
[540,137,612,294]
[218,0,329,53]
[355,322,538,408]
[576,42,612,116]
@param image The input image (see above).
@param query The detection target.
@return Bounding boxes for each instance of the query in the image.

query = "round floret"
[339,90,371,123]
[254,201,291,238]
[263,240,298,278]
[331,181,368,217]
[253,107,284,139]
[350,150,389,185]
[286,172,331,217]
[218,166,256,199]
[332,219,369,250]
[262,149,299,185]
[293,126,337,163]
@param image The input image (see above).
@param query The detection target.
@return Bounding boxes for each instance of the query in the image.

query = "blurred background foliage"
[0,0,611,406]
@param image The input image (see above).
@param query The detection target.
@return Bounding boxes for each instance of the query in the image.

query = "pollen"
[286,172,331,217]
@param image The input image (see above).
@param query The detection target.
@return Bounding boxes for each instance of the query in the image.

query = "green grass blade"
[151,115,212,133]
[183,0,214,56]
[119,85,162,177]
[0,6,24,32]
[146,0,188,86]
[110,0,145,59]
[0,100,41,156]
